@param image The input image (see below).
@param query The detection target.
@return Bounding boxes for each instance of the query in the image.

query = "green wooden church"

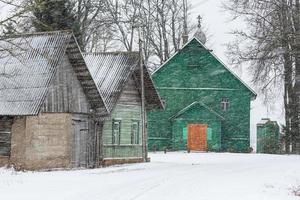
[147,26,257,153]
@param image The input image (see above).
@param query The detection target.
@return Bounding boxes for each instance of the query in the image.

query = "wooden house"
[256,118,280,154]
[147,34,257,153]
[0,31,107,170]
[84,52,163,165]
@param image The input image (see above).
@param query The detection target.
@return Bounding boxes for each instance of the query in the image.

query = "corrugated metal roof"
[84,52,139,113]
[0,31,107,116]
[66,36,107,115]
[0,31,71,115]
[83,52,164,113]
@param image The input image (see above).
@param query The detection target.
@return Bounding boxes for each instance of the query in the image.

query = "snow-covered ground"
[1,152,300,200]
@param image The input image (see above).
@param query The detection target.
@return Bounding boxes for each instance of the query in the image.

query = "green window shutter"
[207,128,212,140]
[183,127,187,140]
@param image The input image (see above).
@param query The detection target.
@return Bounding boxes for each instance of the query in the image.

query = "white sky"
[189,0,284,148]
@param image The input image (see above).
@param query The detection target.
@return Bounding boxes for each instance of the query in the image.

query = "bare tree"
[224,0,300,154]
[103,0,195,69]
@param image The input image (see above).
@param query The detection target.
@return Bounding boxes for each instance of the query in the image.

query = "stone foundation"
[9,113,73,170]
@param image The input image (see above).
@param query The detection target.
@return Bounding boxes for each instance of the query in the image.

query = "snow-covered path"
[1,152,300,200]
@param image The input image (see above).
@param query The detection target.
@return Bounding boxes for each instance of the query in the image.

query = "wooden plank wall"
[71,114,102,168]
[118,75,142,106]
[41,56,91,114]
[0,116,13,156]
[102,75,143,159]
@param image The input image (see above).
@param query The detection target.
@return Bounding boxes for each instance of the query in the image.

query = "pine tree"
[31,0,82,47]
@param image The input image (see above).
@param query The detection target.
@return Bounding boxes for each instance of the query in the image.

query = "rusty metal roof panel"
[0,31,72,116]
[83,52,139,113]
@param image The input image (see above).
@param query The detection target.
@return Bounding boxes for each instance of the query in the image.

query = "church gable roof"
[153,37,257,99]
[169,101,225,120]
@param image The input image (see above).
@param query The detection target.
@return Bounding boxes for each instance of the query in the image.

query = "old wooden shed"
[84,52,164,165]
[147,36,257,153]
[256,118,280,154]
[0,31,107,170]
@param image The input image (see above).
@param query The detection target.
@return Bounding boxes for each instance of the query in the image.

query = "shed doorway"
[187,124,207,152]
[72,119,88,168]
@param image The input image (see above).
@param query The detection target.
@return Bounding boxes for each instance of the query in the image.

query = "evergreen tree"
[31,0,82,47]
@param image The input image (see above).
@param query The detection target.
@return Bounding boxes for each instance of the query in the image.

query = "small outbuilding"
[256,118,280,154]
[0,31,107,170]
[84,52,164,165]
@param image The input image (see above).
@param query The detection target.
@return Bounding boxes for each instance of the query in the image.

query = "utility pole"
[136,25,148,162]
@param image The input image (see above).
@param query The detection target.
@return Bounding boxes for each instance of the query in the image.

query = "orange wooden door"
[187,124,207,151]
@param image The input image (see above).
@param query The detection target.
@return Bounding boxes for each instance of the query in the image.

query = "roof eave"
[67,34,109,115]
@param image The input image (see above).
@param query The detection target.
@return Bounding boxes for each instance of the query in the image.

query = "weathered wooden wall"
[102,76,143,159]
[0,116,13,157]
[41,55,91,114]
[71,114,101,168]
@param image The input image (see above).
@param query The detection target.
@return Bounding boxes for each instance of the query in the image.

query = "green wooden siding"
[256,121,280,154]
[103,145,143,158]
[103,104,143,158]
[148,38,254,153]
[170,103,222,151]
[102,76,143,159]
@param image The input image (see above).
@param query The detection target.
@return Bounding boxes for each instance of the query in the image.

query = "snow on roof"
[258,118,271,124]
[257,118,279,126]
[0,31,106,116]
[83,52,164,113]
[0,31,71,116]
[83,52,139,113]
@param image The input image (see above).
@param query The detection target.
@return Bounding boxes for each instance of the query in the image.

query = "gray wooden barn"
[0,31,107,170]
[0,31,164,170]
[84,52,164,165]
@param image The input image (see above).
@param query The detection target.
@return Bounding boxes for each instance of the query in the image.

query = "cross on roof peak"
[197,15,202,28]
